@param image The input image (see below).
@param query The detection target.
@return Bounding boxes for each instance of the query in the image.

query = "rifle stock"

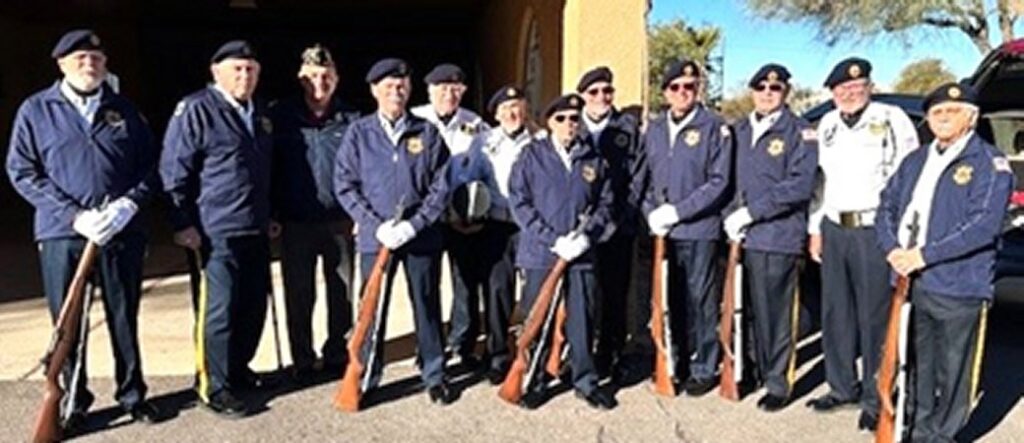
[875,274,910,443]
[544,301,567,377]
[334,246,391,412]
[499,259,569,404]
[719,241,742,401]
[32,241,100,443]
[650,235,676,396]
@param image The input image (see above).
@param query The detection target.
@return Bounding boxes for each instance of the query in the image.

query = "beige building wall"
[561,0,649,109]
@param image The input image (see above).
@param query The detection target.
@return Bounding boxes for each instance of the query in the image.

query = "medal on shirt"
[260,116,273,134]
[684,129,701,147]
[407,136,424,154]
[104,109,125,128]
[460,123,478,135]
[953,164,973,185]
[767,138,785,157]
[868,121,887,136]
[581,164,598,183]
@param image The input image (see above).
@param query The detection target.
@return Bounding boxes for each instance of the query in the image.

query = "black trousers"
[358,250,446,388]
[910,287,987,443]
[744,249,801,398]
[595,232,635,368]
[194,235,269,399]
[281,220,354,369]
[39,233,148,411]
[522,267,599,394]
[444,222,518,371]
[820,219,891,414]
[667,239,720,381]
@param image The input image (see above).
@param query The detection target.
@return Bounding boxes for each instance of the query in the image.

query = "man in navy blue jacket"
[160,40,273,418]
[724,64,818,411]
[269,44,359,382]
[6,29,160,428]
[642,59,733,396]
[509,93,616,410]
[333,58,454,405]
[876,83,1013,442]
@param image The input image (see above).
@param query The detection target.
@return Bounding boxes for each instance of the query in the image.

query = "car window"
[983,112,1024,158]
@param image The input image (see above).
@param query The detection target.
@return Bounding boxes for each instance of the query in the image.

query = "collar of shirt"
[667,107,697,146]
[550,136,579,171]
[584,112,611,138]
[59,79,103,124]
[749,109,782,144]
[377,112,408,146]
[212,84,254,132]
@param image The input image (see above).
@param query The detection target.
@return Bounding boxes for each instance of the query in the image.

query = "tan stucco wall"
[561,0,648,109]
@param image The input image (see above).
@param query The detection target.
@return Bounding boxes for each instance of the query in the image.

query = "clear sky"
[650,0,1002,96]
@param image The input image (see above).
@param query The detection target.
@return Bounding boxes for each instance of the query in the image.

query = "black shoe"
[234,369,280,391]
[519,387,548,410]
[427,383,455,405]
[805,393,859,412]
[858,411,879,432]
[319,359,347,378]
[459,353,482,370]
[575,389,617,410]
[289,366,317,386]
[61,410,87,434]
[201,391,247,419]
[487,367,507,385]
[756,394,789,412]
[126,401,161,424]
[683,377,717,397]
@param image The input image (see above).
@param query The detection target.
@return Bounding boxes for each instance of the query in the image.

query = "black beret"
[365,57,411,84]
[661,60,701,90]
[543,93,584,118]
[923,82,978,112]
[300,44,334,67]
[748,63,791,88]
[576,66,613,92]
[424,63,465,84]
[211,40,257,64]
[487,85,524,114]
[52,29,102,59]
[824,57,872,88]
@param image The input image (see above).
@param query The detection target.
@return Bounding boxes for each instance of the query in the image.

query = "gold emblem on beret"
[953,164,973,185]
[301,44,333,67]
[407,136,424,154]
[684,129,701,147]
[767,139,785,157]
[569,96,579,107]
[683,65,694,76]
[104,109,124,127]
[260,116,273,134]
[767,71,779,82]
[506,88,517,97]
[89,34,101,46]
[581,165,597,183]
[948,86,962,99]
[849,64,862,78]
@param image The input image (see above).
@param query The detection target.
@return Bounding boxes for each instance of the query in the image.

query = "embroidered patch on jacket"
[953,164,974,185]
[684,129,701,147]
[767,139,785,157]
[407,137,424,154]
[581,165,598,183]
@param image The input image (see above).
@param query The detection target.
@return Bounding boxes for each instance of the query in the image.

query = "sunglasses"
[586,86,615,96]
[754,83,786,92]
[553,114,581,123]
[668,82,698,93]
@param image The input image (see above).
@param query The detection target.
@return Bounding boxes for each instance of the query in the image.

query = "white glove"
[95,197,138,244]
[551,232,590,262]
[375,221,400,249]
[647,204,680,234]
[72,209,107,244]
[724,207,753,242]
[391,221,416,248]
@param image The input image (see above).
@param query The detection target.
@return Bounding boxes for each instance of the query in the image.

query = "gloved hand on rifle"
[551,231,590,262]
[72,208,108,245]
[375,220,416,250]
[724,207,752,241]
[647,204,680,237]
[97,197,138,243]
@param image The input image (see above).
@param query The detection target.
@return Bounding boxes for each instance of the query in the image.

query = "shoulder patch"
[994,157,1012,173]
[801,128,818,142]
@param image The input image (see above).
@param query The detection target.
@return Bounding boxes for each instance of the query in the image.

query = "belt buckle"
[839,212,860,228]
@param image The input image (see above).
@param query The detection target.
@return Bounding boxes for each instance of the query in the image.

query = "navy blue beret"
[366,58,411,84]
[424,63,465,84]
[52,29,102,59]
[211,40,257,64]
[576,66,613,92]
[824,57,871,88]
[544,93,584,118]
[487,85,524,114]
[923,82,978,112]
[661,60,701,90]
[748,63,791,88]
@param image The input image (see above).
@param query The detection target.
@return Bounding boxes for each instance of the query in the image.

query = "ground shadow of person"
[956,306,1024,442]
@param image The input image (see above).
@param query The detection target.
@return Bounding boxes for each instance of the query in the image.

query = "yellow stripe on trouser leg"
[785,271,801,396]
[969,302,988,410]
[193,249,210,403]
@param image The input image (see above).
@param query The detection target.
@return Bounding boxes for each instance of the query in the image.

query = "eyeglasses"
[586,86,615,96]
[553,114,581,123]
[754,83,785,92]
[667,82,698,93]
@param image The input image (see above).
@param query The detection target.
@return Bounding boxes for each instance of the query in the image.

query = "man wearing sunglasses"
[575,66,644,385]
[724,64,818,412]
[509,93,616,410]
[805,57,919,432]
[411,63,492,369]
[642,59,734,397]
